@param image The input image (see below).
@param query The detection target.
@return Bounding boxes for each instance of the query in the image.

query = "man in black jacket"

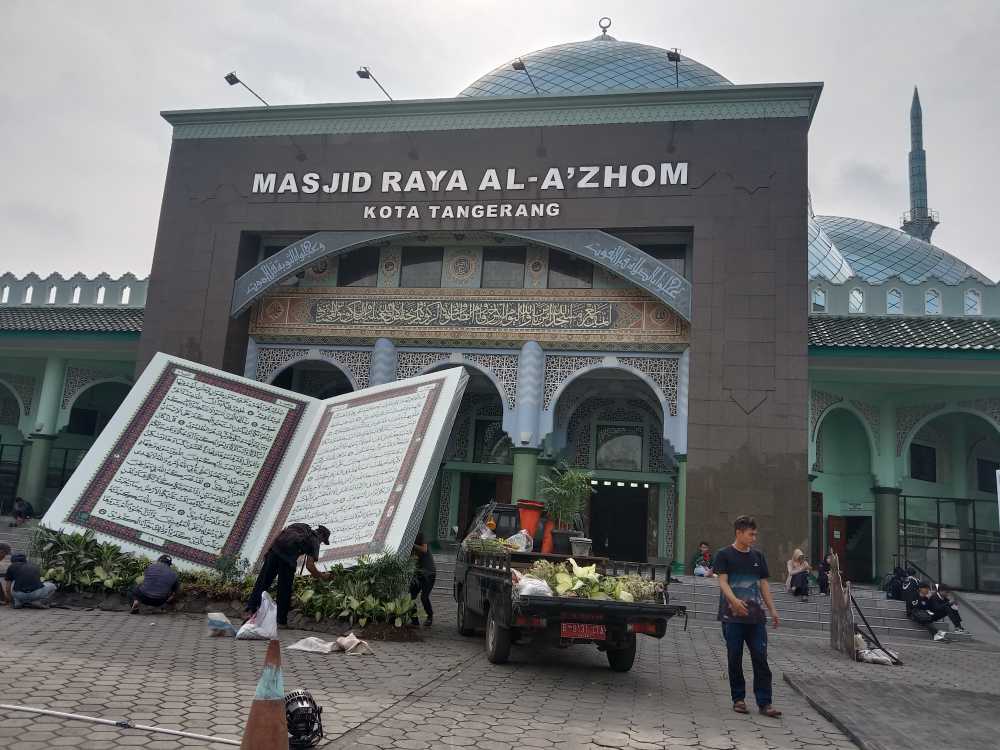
[910,582,970,641]
[245,524,331,627]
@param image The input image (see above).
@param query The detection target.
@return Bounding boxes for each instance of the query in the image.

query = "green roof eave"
[162,82,824,140]
[809,346,1000,360]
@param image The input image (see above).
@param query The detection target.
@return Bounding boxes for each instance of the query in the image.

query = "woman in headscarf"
[786,549,811,602]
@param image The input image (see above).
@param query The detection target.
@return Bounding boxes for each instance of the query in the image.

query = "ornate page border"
[262,377,443,564]
[66,366,309,566]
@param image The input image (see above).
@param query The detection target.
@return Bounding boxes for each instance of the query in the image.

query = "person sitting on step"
[691,541,716,577]
[9,497,33,528]
[130,555,180,613]
[910,582,969,641]
[785,549,811,602]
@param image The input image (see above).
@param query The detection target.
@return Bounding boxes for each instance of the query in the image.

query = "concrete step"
[0,517,38,554]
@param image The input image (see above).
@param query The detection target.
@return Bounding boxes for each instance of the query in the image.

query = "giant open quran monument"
[42,353,468,571]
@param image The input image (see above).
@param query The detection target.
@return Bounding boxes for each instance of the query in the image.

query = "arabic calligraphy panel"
[54,359,310,567]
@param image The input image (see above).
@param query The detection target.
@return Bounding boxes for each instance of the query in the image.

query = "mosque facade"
[2,25,998,590]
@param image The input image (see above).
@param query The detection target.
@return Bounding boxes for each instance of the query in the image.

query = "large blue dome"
[811,216,992,285]
[459,35,732,98]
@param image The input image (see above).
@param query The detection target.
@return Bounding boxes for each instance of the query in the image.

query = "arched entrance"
[551,368,674,562]
[900,411,1000,591]
[812,408,875,581]
[52,381,131,496]
[0,382,24,514]
[271,360,353,399]
[432,364,512,539]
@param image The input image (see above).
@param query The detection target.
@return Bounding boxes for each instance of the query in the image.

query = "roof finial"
[598,16,612,36]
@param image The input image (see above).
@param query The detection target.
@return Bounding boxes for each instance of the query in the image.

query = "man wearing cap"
[130,555,180,613]
[246,524,331,628]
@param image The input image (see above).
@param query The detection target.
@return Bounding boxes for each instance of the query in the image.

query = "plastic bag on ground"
[207,612,236,637]
[516,575,553,597]
[859,648,898,666]
[506,530,533,552]
[288,636,338,653]
[336,632,373,655]
[236,591,278,640]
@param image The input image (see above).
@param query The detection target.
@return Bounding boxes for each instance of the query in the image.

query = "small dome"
[808,218,853,283]
[459,37,731,98]
[814,216,992,285]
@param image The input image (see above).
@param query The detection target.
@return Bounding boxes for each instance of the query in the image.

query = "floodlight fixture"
[223,71,269,106]
[356,66,393,100]
[666,49,681,87]
[511,58,540,95]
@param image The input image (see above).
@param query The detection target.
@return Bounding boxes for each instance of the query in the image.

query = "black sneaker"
[424,618,433,627]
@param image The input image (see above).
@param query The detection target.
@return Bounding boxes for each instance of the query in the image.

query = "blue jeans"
[722,622,772,707]
[12,582,56,608]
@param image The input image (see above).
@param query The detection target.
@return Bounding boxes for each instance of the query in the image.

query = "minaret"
[901,86,939,242]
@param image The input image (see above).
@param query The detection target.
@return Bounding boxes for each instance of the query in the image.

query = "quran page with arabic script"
[42,353,467,571]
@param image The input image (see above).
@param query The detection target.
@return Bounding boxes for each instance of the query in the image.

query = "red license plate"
[560,622,606,640]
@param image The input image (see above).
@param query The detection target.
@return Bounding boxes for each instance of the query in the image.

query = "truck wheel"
[486,609,511,664]
[456,597,475,637]
[606,634,637,672]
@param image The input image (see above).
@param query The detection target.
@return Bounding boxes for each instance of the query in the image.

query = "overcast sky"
[2,0,998,280]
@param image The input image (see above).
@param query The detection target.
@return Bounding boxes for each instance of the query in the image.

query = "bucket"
[517,499,545,547]
[540,519,555,554]
[570,537,593,557]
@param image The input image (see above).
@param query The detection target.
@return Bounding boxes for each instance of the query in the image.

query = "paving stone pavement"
[785,676,999,750]
[0,592,998,749]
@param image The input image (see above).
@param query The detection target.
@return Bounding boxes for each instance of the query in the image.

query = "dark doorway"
[828,514,873,582]
[458,472,512,536]
[810,492,824,564]
[589,483,648,562]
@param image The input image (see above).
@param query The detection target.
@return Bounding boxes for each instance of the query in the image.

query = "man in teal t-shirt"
[714,515,781,718]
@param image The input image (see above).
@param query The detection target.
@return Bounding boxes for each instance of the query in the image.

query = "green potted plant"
[539,464,594,555]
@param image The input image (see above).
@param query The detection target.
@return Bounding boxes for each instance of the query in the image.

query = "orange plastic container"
[517,499,545,542]
[540,519,555,554]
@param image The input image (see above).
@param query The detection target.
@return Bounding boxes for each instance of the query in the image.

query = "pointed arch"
[231,229,691,321]
[812,402,879,476]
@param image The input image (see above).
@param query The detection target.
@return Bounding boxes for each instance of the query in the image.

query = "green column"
[447,470,461,540]
[21,356,65,511]
[873,485,901,580]
[657,482,669,559]
[511,448,540,504]
[672,456,687,573]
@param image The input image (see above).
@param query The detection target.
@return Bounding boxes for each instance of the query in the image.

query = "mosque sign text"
[251,162,689,196]
[42,353,468,571]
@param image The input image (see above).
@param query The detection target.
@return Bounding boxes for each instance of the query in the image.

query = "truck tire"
[456,596,475,637]
[606,634,637,672]
[486,609,511,664]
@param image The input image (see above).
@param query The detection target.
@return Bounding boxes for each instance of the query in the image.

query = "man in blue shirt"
[130,555,180,612]
[714,515,782,718]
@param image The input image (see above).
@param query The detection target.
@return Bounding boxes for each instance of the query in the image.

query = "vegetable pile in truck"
[453,503,686,671]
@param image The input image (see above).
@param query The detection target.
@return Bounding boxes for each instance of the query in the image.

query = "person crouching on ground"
[785,549,811,602]
[409,532,436,627]
[245,523,331,628]
[0,544,11,605]
[2,553,55,608]
[691,541,716,576]
[130,555,180,613]
[714,515,782,718]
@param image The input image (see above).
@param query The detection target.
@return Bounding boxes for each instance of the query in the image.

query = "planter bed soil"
[49,591,422,642]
